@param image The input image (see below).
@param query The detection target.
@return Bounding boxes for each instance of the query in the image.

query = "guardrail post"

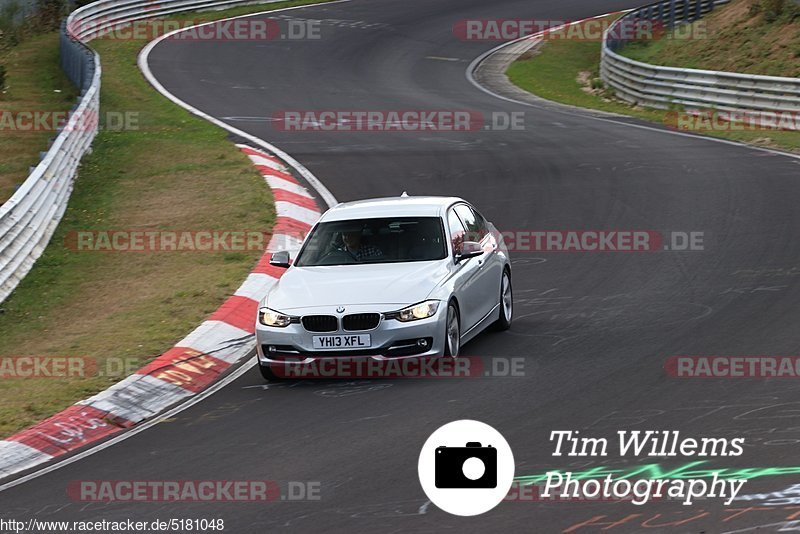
[668,0,676,28]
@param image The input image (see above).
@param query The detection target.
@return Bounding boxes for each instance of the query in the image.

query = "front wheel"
[493,270,512,331]
[444,303,460,357]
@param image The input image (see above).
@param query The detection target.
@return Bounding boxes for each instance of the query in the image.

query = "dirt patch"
[577,70,604,96]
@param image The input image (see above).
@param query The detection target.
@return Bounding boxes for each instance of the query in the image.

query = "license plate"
[312,334,371,350]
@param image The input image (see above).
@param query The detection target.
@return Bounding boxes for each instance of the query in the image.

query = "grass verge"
[620,0,800,78]
[506,14,800,152]
[0,0,332,437]
[0,32,79,204]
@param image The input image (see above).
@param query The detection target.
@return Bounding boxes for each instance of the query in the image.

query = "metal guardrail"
[600,0,800,118]
[0,24,100,304]
[0,0,282,304]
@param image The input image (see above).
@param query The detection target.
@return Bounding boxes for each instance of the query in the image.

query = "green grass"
[507,25,665,121]
[619,0,800,77]
[0,0,333,437]
[506,15,800,152]
[0,32,79,204]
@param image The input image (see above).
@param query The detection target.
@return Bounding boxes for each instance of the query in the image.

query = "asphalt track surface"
[4,0,800,532]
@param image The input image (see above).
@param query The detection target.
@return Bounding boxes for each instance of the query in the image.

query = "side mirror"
[455,241,483,263]
[269,250,291,268]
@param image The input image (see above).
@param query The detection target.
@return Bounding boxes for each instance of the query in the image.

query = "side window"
[447,208,466,256]
[455,204,488,242]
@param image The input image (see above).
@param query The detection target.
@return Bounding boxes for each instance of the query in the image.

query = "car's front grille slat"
[342,313,380,331]
[302,315,338,332]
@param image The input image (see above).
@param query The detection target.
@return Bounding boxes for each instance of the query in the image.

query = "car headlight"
[392,300,440,322]
[259,307,294,328]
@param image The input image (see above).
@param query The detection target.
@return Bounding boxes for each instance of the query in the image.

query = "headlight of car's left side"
[386,300,440,322]
[259,307,295,328]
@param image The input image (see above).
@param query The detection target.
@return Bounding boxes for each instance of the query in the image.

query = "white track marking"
[78,374,194,423]
[0,442,53,478]
[0,0,341,492]
[274,201,322,225]
[0,358,257,492]
[247,154,288,171]
[234,272,280,301]
[465,12,800,162]
[265,175,316,197]
[139,2,345,210]
[176,321,253,362]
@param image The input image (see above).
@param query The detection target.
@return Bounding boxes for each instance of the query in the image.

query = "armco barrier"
[0,1,332,484]
[0,25,99,304]
[600,0,800,124]
[0,0,284,304]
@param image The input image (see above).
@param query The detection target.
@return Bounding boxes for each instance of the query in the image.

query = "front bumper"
[255,303,447,365]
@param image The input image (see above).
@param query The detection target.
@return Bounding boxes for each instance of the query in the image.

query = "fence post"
[669,0,676,28]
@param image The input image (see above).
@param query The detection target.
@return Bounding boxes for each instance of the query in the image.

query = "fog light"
[417,338,428,348]
[268,345,277,353]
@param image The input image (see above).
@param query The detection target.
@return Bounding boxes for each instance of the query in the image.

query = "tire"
[259,362,282,381]
[444,302,460,357]
[493,269,512,331]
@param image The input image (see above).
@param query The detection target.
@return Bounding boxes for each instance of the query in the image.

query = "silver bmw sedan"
[255,195,512,380]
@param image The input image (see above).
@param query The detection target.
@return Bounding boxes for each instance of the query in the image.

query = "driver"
[341,229,383,261]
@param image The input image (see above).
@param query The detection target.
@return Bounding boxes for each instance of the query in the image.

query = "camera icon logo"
[435,442,497,489]
[418,420,514,516]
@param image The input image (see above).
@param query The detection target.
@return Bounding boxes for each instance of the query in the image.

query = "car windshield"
[294,217,447,266]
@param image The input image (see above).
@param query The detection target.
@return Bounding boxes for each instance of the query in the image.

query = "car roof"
[319,195,465,222]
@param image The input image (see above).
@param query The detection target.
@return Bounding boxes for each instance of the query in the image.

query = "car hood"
[265,261,450,311]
